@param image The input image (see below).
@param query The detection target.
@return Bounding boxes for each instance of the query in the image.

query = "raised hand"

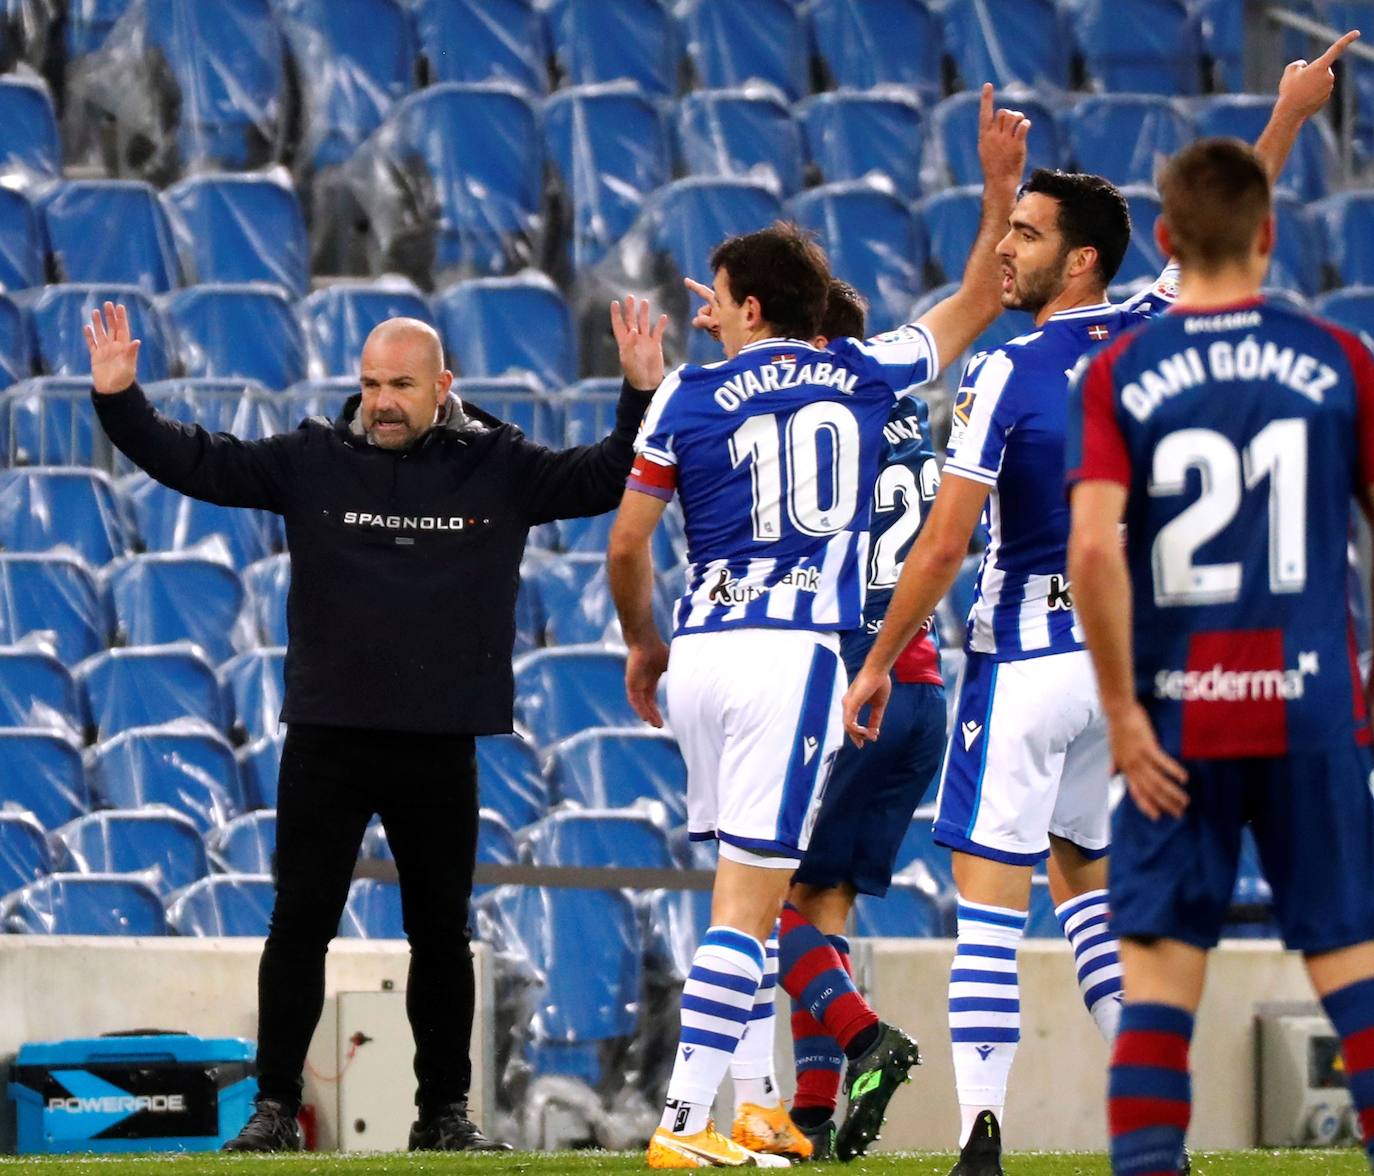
[1276,29,1360,122]
[84,302,142,395]
[684,277,721,341]
[977,82,1031,191]
[610,295,669,392]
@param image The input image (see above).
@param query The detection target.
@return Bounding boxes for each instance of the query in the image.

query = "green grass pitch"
[0,1152,1368,1175]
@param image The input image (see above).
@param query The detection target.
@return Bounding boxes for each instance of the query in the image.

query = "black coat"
[93,382,650,735]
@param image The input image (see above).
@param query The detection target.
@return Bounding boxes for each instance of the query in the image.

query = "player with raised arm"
[841,38,1355,1176]
[1066,121,1374,1176]
[608,85,1028,1169]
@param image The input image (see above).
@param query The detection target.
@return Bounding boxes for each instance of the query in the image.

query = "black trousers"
[254,723,479,1114]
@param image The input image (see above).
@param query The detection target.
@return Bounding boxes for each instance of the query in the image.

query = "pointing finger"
[1317,29,1360,66]
[684,277,716,303]
[978,82,994,129]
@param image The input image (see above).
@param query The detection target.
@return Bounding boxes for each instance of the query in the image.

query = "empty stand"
[416,0,548,92]
[479,808,518,866]
[475,733,546,831]
[522,808,675,870]
[546,0,679,98]
[0,728,90,828]
[0,74,60,186]
[0,649,80,734]
[54,808,208,894]
[808,0,943,99]
[1074,0,1204,95]
[0,467,128,566]
[89,723,244,830]
[38,180,180,293]
[0,188,41,290]
[1268,193,1325,297]
[1194,94,1335,203]
[1116,186,1167,286]
[1317,287,1374,340]
[677,88,803,197]
[0,554,110,665]
[799,91,925,201]
[139,378,285,461]
[926,91,1063,192]
[683,0,807,101]
[1064,96,1191,187]
[0,292,26,386]
[515,647,645,746]
[121,472,282,570]
[106,553,248,664]
[920,186,982,287]
[529,552,674,646]
[435,276,577,389]
[167,873,274,936]
[546,727,688,825]
[340,877,404,938]
[942,0,1070,90]
[299,280,434,378]
[244,554,290,648]
[207,809,276,874]
[65,0,133,58]
[4,873,167,935]
[162,283,306,387]
[29,284,174,381]
[853,877,944,937]
[77,645,228,738]
[1318,191,1374,287]
[238,732,283,810]
[1,377,108,468]
[0,811,52,894]
[451,375,560,446]
[224,647,285,742]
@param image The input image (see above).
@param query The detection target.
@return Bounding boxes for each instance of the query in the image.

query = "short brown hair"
[709,221,831,341]
[819,278,867,341]
[1158,138,1271,271]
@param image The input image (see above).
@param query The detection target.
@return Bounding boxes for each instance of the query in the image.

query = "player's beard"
[1002,249,1071,316]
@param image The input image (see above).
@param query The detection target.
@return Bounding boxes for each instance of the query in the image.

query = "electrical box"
[336,991,416,1151]
[1256,1001,1358,1149]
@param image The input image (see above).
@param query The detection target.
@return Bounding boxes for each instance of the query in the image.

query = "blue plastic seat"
[167,873,275,936]
[54,809,208,895]
[30,284,173,381]
[66,0,133,58]
[161,284,306,388]
[0,292,27,385]
[522,807,674,869]
[0,188,41,290]
[920,186,983,286]
[479,808,518,865]
[546,727,687,824]
[163,173,309,298]
[38,181,180,293]
[542,84,673,274]
[1317,288,1374,341]
[90,724,243,831]
[1193,0,1242,91]
[4,873,167,935]
[558,378,620,447]
[798,91,925,202]
[942,0,1070,89]
[416,0,547,91]
[105,554,246,665]
[475,733,547,830]
[643,886,713,980]
[546,0,679,98]
[137,379,285,464]
[243,555,290,648]
[0,811,52,894]
[1317,192,1374,287]
[1074,0,1203,95]
[77,646,229,739]
[238,732,283,810]
[1064,96,1192,187]
[435,276,576,390]
[926,91,1063,192]
[206,809,275,874]
[340,878,404,938]
[1193,95,1334,203]
[1268,193,1325,298]
[1116,186,1167,286]
[0,467,128,566]
[0,554,110,665]
[298,281,434,379]
[0,378,104,467]
[224,647,285,743]
[787,182,926,334]
[0,729,90,827]
[0,650,80,734]
[0,75,60,186]
[807,0,942,99]
[853,877,943,937]
[683,0,807,100]
[121,472,282,570]
[454,376,562,446]
[677,88,803,198]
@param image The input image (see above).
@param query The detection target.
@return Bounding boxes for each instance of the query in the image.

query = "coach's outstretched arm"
[1254,29,1360,184]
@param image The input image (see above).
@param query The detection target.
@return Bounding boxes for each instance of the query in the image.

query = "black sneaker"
[408,1103,512,1152]
[800,1118,837,1161]
[949,1110,1003,1176]
[221,1098,303,1152]
[835,1022,920,1161]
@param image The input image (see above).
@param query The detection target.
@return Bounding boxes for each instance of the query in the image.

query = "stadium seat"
[475,733,547,831]
[677,88,803,198]
[0,554,110,666]
[920,186,983,286]
[925,92,1064,193]
[105,554,248,665]
[351,82,543,285]
[0,377,107,468]
[798,91,926,202]
[1268,193,1325,298]
[0,649,80,734]
[161,283,306,388]
[0,292,27,386]
[4,873,167,935]
[163,173,309,298]
[0,729,90,828]
[542,83,673,275]
[1317,288,1374,341]
[340,878,404,938]
[298,280,434,379]
[206,809,276,874]
[787,182,926,333]
[138,378,286,462]
[1064,96,1192,187]
[278,379,356,427]
[479,808,518,866]
[1073,0,1204,95]
[0,188,41,291]
[942,0,1070,90]
[66,0,132,58]
[238,732,283,810]
[530,551,674,646]
[1115,186,1167,286]
[683,0,807,100]
[514,645,650,742]
[1317,192,1374,287]
[807,0,943,99]
[0,810,52,894]
[545,0,679,98]
[0,75,60,187]
[121,472,282,571]
[90,723,244,830]
[0,467,128,566]
[29,284,174,381]
[522,808,674,869]
[853,877,943,937]
[1193,95,1335,203]
[545,727,688,825]
[435,276,577,390]
[243,555,290,648]
[643,886,713,981]
[224,647,285,743]
[54,808,208,895]
[552,509,686,571]
[77,645,229,739]
[276,0,417,170]
[37,181,180,293]
[167,873,275,936]
[558,378,620,448]
[451,375,561,446]
[416,0,547,92]
[1193,0,1243,91]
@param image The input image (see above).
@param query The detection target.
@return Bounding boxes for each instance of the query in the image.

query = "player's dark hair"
[709,221,831,341]
[819,278,867,342]
[1158,137,1271,272]
[1020,169,1132,285]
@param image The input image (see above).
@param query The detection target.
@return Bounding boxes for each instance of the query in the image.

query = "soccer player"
[841,41,1352,1175]
[609,85,1029,1169]
[1066,129,1374,1176]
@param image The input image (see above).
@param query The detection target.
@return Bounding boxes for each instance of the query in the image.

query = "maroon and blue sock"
[778,903,879,1061]
[790,933,851,1125]
[1108,1002,1193,1176]
[1321,975,1374,1167]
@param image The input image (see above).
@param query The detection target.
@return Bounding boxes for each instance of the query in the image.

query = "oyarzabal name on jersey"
[47,1094,186,1113]
[1154,652,1320,703]
[1120,336,1338,422]
[714,361,858,411]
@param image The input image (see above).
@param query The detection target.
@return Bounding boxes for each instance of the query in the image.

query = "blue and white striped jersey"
[628,327,940,637]
[945,269,1178,660]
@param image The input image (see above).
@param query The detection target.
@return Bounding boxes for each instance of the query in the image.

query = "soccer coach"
[84,299,663,1152]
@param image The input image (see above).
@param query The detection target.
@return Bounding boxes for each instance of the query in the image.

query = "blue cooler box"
[9,1034,256,1153]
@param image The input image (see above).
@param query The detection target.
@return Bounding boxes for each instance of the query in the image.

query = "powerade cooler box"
[9,1034,256,1153]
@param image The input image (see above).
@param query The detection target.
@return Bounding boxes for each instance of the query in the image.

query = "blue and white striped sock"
[662,926,765,1135]
[950,899,1026,1147]
[731,925,780,1108]
[1056,889,1124,1042]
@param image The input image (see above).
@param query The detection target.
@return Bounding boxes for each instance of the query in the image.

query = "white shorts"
[933,648,1110,864]
[667,628,845,863]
